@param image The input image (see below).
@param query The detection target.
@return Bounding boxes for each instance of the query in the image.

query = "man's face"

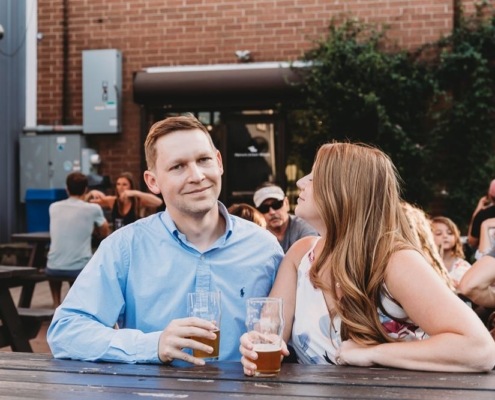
[259,197,290,230]
[144,129,223,217]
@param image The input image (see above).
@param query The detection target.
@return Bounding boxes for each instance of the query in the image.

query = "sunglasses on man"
[257,199,284,214]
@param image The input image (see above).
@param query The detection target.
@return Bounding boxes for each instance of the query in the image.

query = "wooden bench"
[0,243,33,267]
[17,307,54,339]
[7,271,76,308]
[0,307,54,349]
[6,270,49,308]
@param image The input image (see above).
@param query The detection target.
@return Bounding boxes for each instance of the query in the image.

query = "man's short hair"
[66,172,88,196]
[144,114,214,171]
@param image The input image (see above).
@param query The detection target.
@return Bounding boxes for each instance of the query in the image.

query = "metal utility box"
[19,134,95,202]
[83,49,122,134]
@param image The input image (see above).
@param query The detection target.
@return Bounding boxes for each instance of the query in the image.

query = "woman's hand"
[336,339,375,367]
[239,332,290,376]
[87,189,105,202]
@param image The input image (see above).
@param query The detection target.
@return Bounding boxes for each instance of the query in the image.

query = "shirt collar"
[160,201,233,247]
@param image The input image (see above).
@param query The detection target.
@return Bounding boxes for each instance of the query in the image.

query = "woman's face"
[116,177,131,195]
[295,172,323,234]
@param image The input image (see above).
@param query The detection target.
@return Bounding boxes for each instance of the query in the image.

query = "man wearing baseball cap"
[253,182,318,252]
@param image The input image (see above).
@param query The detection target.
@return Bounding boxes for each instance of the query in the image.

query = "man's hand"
[479,195,492,209]
[158,317,218,365]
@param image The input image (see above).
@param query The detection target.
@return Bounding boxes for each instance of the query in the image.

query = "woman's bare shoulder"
[284,235,320,269]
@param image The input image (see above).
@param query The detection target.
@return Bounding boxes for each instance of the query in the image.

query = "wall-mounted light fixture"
[0,24,5,40]
[235,50,251,62]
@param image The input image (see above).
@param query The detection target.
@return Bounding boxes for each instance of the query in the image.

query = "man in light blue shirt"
[47,114,283,365]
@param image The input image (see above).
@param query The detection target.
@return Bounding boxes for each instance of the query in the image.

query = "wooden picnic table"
[9,232,51,308]
[11,231,51,269]
[0,266,39,352]
[0,352,493,399]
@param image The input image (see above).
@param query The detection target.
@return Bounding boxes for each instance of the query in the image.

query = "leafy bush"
[289,12,495,232]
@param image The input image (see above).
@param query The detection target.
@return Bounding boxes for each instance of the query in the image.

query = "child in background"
[401,202,454,290]
[431,216,471,288]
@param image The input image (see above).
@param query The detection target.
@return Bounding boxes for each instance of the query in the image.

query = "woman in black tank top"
[87,172,163,230]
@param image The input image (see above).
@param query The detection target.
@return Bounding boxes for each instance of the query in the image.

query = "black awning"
[132,62,308,109]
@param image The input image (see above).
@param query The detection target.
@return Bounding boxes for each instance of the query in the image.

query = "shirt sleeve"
[93,204,107,227]
[46,235,162,364]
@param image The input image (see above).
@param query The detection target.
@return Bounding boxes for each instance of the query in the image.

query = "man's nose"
[188,164,205,181]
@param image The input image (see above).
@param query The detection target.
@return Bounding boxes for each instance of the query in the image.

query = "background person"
[458,248,495,309]
[46,172,109,307]
[240,142,495,373]
[431,216,471,288]
[253,183,318,252]
[228,203,266,228]
[88,171,163,229]
[467,179,495,250]
[471,217,495,261]
[401,202,454,290]
[458,247,495,339]
[47,114,283,365]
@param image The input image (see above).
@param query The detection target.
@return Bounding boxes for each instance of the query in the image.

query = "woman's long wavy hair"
[308,142,420,345]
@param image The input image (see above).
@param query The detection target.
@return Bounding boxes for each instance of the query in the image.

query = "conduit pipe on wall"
[23,125,83,133]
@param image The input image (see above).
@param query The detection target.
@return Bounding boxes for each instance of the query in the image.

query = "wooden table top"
[11,231,51,242]
[0,353,493,399]
[0,265,37,279]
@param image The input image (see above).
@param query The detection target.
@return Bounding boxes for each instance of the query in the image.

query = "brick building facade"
[35,0,480,203]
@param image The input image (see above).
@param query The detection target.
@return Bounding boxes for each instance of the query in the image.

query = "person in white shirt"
[46,172,109,306]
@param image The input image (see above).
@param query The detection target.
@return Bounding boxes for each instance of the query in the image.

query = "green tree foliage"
[289,13,495,231]
[429,15,495,230]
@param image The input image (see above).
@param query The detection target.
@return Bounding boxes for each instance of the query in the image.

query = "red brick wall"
[36,0,481,185]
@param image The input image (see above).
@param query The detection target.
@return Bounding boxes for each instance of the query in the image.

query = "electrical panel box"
[83,49,122,134]
[19,134,96,202]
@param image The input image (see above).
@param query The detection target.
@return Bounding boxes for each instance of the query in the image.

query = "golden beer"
[191,329,220,359]
[252,343,281,376]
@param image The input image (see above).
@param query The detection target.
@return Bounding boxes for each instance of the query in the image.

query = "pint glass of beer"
[245,297,284,377]
[187,291,221,360]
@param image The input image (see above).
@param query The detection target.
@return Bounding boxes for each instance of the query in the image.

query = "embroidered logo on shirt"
[240,287,245,298]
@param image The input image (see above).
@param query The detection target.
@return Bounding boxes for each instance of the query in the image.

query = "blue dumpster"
[25,189,67,232]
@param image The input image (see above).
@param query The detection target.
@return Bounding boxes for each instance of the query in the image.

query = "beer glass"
[187,291,221,360]
[245,297,284,377]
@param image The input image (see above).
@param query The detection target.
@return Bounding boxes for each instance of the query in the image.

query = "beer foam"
[253,343,281,352]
